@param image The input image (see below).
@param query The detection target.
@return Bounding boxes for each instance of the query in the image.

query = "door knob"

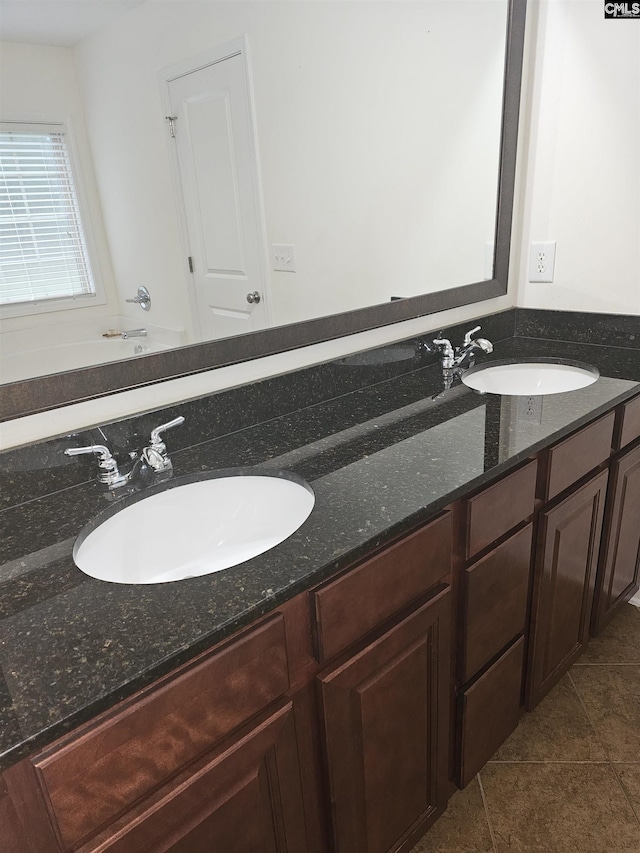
[246,291,261,304]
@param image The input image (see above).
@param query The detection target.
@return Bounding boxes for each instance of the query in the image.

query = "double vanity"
[1,308,639,852]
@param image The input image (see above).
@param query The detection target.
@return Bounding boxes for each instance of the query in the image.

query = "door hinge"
[188,256,194,273]
[165,115,178,138]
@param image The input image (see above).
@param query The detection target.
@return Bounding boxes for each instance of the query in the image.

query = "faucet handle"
[144,416,185,472]
[463,325,482,347]
[149,416,185,446]
[64,444,130,488]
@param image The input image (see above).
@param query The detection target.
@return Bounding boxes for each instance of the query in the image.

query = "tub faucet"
[122,328,147,339]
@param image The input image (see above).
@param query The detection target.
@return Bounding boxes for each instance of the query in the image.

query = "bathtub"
[0,337,174,384]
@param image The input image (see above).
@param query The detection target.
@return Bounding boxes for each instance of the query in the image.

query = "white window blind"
[0,125,96,306]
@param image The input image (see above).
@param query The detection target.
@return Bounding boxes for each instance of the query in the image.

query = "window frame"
[0,119,107,319]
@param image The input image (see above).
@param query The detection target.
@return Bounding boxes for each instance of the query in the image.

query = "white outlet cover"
[529,241,556,283]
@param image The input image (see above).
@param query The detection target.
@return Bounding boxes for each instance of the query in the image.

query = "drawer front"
[464,460,537,559]
[618,393,640,450]
[93,701,307,853]
[462,524,533,683]
[543,412,615,501]
[313,512,452,662]
[457,636,525,789]
[33,615,289,850]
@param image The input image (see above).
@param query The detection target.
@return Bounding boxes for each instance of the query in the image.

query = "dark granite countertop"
[0,330,639,771]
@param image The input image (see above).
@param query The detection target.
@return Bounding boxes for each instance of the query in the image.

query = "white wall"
[74,0,506,332]
[0,42,119,333]
[516,0,640,315]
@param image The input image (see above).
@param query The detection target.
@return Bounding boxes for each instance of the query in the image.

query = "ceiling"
[0,0,144,47]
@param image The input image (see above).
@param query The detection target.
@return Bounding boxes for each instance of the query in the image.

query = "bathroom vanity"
[1,310,639,852]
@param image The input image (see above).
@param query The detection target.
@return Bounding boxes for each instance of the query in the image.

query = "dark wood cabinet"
[460,523,533,683]
[457,636,525,789]
[591,441,640,634]
[526,469,609,709]
[318,587,451,853]
[86,700,307,853]
[33,615,290,850]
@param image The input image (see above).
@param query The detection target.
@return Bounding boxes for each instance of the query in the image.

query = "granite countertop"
[0,334,639,771]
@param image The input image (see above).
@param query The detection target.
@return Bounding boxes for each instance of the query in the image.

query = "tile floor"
[411,603,640,852]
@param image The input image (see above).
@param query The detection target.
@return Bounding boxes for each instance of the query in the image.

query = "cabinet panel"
[527,470,608,709]
[457,636,524,789]
[540,412,614,501]
[464,461,537,559]
[90,700,307,853]
[319,587,451,853]
[617,393,640,450]
[313,512,451,662]
[35,615,289,850]
[591,442,640,634]
[462,524,533,682]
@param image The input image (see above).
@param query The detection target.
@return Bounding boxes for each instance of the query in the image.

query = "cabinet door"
[591,442,640,634]
[92,701,307,853]
[318,587,451,853]
[526,469,608,709]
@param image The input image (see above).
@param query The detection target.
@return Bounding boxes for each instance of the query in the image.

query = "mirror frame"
[0,0,526,422]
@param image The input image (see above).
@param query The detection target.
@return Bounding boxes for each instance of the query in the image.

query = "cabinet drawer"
[541,412,615,501]
[464,461,537,559]
[89,700,307,853]
[33,615,289,850]
[617,393,640,450]
[313,512,451,662]
[457,636,524,789]
[461,524,533,683]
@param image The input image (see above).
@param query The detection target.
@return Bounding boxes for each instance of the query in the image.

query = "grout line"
[476,772,499,853]
[573,662,640,666]
[611,764,640,829]
[567,670,613,763]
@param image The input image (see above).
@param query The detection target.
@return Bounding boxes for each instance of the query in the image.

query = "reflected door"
[167,49,270,340]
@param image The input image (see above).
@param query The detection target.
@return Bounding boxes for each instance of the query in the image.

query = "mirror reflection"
[0,0,508,385]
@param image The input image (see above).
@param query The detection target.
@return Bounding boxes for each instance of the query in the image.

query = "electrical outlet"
[272,244,296,273]
[529,241,556,282]
[518,395,543,423]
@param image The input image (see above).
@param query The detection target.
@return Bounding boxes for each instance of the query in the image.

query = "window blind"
[0,127,96,306]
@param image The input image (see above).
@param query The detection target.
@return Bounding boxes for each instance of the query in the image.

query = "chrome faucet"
[431,325,493,370]
[454,326,494,366]
[122,328,147,339]
[142,416,185,473]
[64,444,133,489]
[428,326,493,399]
[64,416,185,492]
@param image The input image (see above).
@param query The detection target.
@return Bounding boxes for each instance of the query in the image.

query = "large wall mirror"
[0,0,526,420]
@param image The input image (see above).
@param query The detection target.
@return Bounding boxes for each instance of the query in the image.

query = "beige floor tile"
[480,763,639,852]
[490,674,606,762]
[578,603,640,664]
[615,765,640,823]
[570,665,640,762]
[409,777,494,853]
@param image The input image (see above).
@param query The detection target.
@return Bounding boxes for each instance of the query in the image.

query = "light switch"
[272,244,296,273]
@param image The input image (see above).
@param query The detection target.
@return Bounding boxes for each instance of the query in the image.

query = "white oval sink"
[73,472,315,584]
[462,359,599,396]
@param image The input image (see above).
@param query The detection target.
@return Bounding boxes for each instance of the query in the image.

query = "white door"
[166,48,270,340]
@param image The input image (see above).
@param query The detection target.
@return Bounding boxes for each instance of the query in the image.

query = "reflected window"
[0,123,97,311]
